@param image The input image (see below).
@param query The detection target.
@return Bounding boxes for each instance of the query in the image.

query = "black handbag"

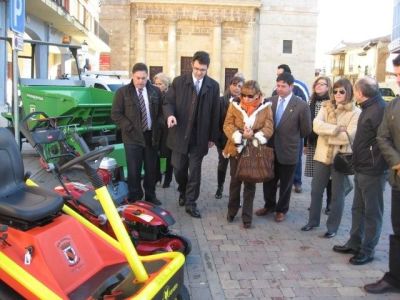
[333,131,354,175]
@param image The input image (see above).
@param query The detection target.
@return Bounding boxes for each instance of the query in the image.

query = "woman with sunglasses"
[304,76,332,214]
[223,80,274,228]
[215,76,245,199]
[301,78,360,238]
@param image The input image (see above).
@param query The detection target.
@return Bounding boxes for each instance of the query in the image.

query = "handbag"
[235,140,275,183]
[333,131,354,175]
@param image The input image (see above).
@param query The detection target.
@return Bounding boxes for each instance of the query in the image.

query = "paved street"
[23,145,399,300]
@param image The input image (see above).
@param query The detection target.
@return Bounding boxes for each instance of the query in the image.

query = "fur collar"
[322,100,355,125]
[231,100,272,128]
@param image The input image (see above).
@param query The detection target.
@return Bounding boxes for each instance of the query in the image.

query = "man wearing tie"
[111,63,163,205]
[164,51,220,218]
[256,72,311,222]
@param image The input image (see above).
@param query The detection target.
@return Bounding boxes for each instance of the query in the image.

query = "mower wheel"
[176,284,190,300]
[166,234,192,256]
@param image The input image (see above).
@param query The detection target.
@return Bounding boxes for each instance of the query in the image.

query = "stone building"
[100,0,318,93]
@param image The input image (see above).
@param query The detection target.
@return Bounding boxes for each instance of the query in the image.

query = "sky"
[316,0,393,69]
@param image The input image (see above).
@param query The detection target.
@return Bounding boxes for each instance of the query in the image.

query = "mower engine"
[98,157,128,206]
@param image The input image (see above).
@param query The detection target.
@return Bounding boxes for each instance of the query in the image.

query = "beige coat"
[223,100,274,157]
[313,100,361,165]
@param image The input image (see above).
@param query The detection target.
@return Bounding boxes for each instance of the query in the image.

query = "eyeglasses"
[333,89,346,95]
[241,93,255,99]
[316,82,327,87]
[193,67,207,73]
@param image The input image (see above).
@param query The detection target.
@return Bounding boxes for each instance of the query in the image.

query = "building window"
[282,40,293,54]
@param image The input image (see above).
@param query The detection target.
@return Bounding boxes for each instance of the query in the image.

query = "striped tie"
[138,88,149,131]
[195,80,200,95]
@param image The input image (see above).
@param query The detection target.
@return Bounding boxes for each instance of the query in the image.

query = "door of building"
[224,68,239,91]
[180,57,192,76]
[149,66,163,83]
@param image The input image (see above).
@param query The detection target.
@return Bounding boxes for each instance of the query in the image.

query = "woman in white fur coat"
[301,78,361,238]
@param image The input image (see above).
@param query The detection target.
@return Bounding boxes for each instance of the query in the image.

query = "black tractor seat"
[0,128,64,231]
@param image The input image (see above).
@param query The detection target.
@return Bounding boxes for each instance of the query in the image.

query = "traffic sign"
[9,0,25,34]
[13,32,24,51]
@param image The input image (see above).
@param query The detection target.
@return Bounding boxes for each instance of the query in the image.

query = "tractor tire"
[6,127,22,151]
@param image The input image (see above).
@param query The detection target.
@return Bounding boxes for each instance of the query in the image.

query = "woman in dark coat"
[304,76,332,213]
[215,76,244,198]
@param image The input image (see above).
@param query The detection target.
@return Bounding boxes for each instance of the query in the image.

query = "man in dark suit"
[164,51,220,218]
[111,62,162,205]
[256,72,311,222]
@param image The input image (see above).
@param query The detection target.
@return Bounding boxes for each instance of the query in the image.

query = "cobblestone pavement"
[23,145,399,300]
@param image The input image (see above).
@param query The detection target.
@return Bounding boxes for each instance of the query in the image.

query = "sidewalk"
[24,145,398,299]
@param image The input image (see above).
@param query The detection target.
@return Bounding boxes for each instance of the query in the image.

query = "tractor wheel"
[6,127,22,151]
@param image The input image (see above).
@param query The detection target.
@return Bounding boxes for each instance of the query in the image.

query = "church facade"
[100,0,318,92]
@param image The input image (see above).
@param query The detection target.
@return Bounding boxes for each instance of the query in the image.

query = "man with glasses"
[164,51,220,218]
[364,54,400,294]
[256,72,311,222]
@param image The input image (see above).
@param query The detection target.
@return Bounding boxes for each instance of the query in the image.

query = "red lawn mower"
[20,112,191,257]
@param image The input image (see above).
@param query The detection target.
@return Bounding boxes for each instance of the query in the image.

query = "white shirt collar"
[280,92,292,102]
[192,74,204,85]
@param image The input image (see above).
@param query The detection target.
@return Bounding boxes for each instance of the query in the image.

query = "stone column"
[167,19,177,79]
[136,18,146,63]
[243,21,255,79]
[212,21,222,87]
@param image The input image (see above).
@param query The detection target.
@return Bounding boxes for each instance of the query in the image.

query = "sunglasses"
[316,82,327,87]
[241,93,256,99]
[333,89,346,95]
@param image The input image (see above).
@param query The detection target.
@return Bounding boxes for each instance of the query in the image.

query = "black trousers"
[124,131,158,201]
[172,146,204,208]
[228,157,256,224]
[217,147,229,187]
[262,159,296,214]
[383,189,400,288]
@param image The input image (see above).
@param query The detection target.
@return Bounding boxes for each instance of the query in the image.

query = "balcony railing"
[51,0,109,46]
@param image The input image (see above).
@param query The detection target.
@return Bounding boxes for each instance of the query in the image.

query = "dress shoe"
[146,198,162,206]
[275,212,285,222]
[255,207,273,216]
[243,222,252,229]
[227,214,234,223]
[215,186,223,199]
[185,206,201,218]
[322,232,336,238]
[364,279,400,294]
[332,245,358,255]
[301,224,317,231]
[294,184,302,193]
[178,194,186,206]
[349,253,374,265]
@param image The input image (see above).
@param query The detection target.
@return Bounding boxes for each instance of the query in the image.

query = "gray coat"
[377,97,400,190]
[266,94,312,165]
